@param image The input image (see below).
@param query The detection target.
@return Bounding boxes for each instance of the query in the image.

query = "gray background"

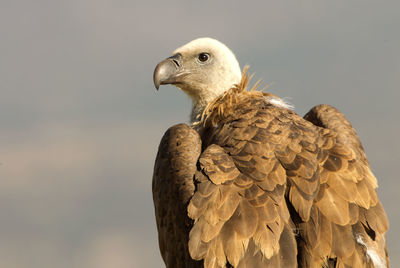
[0,0,398,267]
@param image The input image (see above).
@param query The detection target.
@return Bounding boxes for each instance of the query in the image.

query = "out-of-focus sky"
[0,0,399,267]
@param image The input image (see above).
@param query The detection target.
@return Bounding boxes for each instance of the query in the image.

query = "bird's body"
[152,38,389,267]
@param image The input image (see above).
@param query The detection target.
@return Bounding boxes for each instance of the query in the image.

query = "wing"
[188,97,300,268]
[301,104,389,267]
[152,123,203,268]
[187,98,388,267]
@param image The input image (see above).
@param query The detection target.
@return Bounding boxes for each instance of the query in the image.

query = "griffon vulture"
[152,38,389,268]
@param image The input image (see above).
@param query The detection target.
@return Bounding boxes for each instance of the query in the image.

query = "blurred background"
[0,0,399,267]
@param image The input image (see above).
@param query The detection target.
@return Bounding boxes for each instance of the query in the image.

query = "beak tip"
[153,54,182,91]
[153,62,164,90]
[153,75,161,91]
[154,72,160,90]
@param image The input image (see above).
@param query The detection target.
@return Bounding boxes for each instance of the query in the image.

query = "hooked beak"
[153,53,183,90]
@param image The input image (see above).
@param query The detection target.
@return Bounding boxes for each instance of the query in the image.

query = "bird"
[152,37,389,268]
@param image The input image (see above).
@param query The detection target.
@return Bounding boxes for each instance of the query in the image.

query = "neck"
[189,95,212,123]
[190,102,209,123]
[188,87,225,123]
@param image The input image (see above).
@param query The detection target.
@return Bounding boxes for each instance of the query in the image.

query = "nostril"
[172,59,180,68]
[168,53,182,68]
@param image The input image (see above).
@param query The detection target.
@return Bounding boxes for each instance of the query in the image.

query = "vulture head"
[153,38,242,121]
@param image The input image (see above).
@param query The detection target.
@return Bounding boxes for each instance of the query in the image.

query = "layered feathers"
[153,70,389,267]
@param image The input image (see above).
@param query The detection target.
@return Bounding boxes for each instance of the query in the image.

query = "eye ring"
[198,52,210,62]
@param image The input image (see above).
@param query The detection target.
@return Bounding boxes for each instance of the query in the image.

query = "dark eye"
[198,53,209,62]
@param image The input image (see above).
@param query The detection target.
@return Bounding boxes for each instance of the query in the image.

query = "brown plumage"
[152,38,389,267]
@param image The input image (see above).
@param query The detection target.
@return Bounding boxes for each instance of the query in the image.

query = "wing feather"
[303,104,389,267]
[154,97,388,267]
[188,99,298,267]
[152,124,203,268]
